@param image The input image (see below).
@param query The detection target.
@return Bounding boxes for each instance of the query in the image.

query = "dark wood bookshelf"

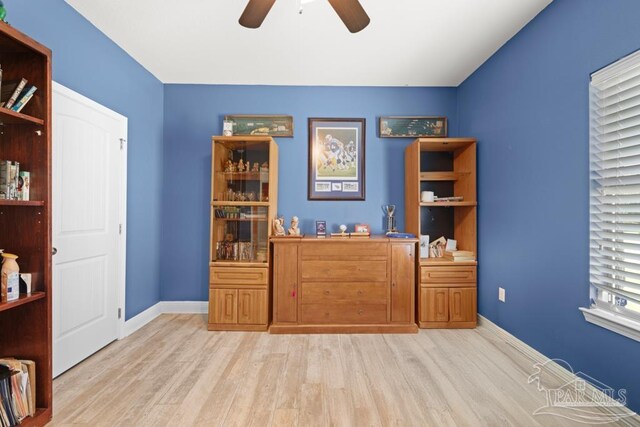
[0,20,52,426]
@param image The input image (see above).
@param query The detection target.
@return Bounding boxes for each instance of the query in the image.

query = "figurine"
[339,224,348,235]
[252,162,260,172]
[273,217,285,236]
[225,159,234,172]
[261,162,269,172]
[237,159,245,172]
[288,216,301,236]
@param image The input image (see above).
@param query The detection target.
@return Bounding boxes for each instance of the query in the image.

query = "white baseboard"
[159,300,208,314]
[478,315,639,426]
[120,301,207,339]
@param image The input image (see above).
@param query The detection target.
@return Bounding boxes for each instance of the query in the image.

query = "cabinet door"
[449,287,476,323]
[421,288,449,322]
[238,289,267,325]
[390,243,415,323]
[210,289,238,324]
[274,243,298,323]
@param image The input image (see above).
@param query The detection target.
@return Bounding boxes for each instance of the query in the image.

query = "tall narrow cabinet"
[405,138,477,328]
[208,136,278,331]
[0,22,53,425]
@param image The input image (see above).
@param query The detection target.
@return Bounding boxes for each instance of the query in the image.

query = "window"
[584,49,640,341]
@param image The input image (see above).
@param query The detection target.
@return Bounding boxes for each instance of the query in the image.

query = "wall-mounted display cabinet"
[405,138,477,328]
[0,21,53,426]
[208,136,278,331]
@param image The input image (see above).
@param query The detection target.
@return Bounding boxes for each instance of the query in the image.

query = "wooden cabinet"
[405,138,478,328]
[208,136,277,331]
[0,22,53,425]
[210,289,238,324]
[273,242,298,323]
[421,288,448,322]
[390,243,414,323]
[419,286,476,325]
[270,238,418,334]
[238,289,267,324]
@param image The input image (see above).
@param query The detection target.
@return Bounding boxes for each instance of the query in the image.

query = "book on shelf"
[0,160,19,200]
[2,78,27,109]
[444,250,475,261]
[349,232,371,238]
[0,359,36,426]
[11,86,37,113]
[434,196,464,202]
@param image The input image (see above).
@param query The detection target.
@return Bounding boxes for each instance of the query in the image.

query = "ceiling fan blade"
[239,0,276,29]
[327,0,370,33]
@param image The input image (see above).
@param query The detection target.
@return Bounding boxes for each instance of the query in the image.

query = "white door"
[52,82,127,377]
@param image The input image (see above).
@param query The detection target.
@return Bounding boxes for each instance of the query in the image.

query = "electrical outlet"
[498,287,506,302]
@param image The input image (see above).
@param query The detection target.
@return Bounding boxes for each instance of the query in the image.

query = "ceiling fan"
[239,0,370,33]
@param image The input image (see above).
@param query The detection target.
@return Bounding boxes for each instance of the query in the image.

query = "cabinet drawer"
[301,282,387,305]
[301,242,387,259]
[210,267,268,286]
[301,260,387,282]
[421,266,476,284]
[301,304,387,324]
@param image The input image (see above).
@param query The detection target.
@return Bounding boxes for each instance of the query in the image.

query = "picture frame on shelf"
[315,220,327,238]
[308,118,365,201]
[354,224,370,233]
[379,116,447,138]
[224,115,294,137]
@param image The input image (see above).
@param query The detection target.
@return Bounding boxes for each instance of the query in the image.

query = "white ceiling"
[65,0,552,87]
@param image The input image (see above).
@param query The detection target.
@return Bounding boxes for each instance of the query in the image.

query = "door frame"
[52,81,128,340]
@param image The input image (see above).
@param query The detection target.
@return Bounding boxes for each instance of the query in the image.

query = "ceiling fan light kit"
[239,0,370,33]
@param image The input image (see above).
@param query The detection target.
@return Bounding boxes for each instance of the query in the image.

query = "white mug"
[421,191,435,202]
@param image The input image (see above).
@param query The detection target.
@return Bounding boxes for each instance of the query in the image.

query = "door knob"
[52,247,57,255]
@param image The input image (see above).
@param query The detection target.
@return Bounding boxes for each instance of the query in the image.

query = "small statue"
[237,159,245,172]
[261,162,269,172]
[225,159,233,172]
[252,162,260,172]
[339,224,347,235]
[288,216,301,236]
[230,161,237,173]
[273,217,285,236]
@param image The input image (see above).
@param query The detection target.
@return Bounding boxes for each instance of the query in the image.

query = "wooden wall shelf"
[0,292,46,313]
[0,107,45,125]
[420,201,477,207]
[211,201,270,207]
[0,200,45,206]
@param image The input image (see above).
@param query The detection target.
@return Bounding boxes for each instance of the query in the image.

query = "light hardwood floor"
[50,314,636,426]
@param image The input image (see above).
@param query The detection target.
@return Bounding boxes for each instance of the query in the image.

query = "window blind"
[590,49,640,321]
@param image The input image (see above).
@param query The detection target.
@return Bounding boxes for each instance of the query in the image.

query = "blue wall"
[6,0,164,319]
[458,0,640,413]
[161,85,457,301]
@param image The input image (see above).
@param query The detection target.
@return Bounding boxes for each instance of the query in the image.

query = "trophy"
[382,205,397,234]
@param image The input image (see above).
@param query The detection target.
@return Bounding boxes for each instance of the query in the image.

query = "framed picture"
[355,224,370,233]
[316,220,327,238]
[308,118,365,201]
[224,115,294,137]
[379,116,447,138]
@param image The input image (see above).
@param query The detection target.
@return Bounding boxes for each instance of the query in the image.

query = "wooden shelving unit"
[208,136,278,331]
[0,21,52,426]
[405,138,477,329]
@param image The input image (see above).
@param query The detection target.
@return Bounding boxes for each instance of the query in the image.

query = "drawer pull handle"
[357,290,363,296]
[358,309,364,315]
[324,290,331,295]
